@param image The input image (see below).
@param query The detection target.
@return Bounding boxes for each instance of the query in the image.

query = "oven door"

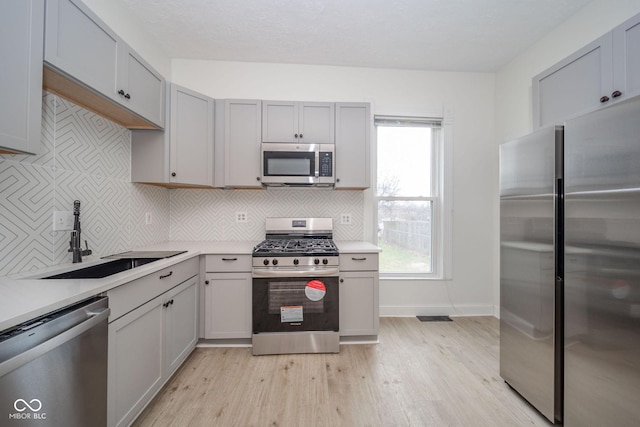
[252,274,339,333]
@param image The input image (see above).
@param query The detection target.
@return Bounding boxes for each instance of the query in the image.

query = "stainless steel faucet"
[69,200,92,263]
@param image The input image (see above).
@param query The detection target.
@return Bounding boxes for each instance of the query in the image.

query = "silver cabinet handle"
[352,257,367,261]
[222,257,238,261]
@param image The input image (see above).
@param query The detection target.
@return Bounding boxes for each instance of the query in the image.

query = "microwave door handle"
[314,150,320,178]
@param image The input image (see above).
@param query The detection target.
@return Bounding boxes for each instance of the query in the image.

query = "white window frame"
[370,113,453,280]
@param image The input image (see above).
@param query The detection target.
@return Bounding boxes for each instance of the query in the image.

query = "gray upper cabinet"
[132,83,215,187]
[533,11,640,129]
[116,43,165,128]
[612,13,640,103]
[224,99,262,188]
[262,101,334,143]
[0,0,44,155]
[335,103,371,189]
[44,0,165,129]
[532,34,613,129]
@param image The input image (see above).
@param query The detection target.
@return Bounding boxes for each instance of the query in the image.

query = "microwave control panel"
[319,152,333,177]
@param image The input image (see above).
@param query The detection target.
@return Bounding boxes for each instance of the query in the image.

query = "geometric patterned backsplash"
[0,93,364,276]
[169,187,364,242]
[0,93,169,276]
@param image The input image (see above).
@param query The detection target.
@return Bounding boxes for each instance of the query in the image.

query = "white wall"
[494,0,640,312]
[172,61,497,316]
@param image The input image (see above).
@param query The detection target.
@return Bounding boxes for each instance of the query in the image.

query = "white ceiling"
[117,0,594,72]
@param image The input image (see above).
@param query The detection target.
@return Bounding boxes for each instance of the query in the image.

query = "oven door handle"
[252,267,339,278]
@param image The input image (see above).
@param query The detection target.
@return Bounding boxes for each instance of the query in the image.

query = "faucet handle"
[83,240,93,256]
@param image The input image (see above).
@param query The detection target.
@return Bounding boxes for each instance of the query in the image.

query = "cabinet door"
[0,0,44,155]
[339,272,379,336]
[108,298,164,427]
[335,103,371,189]
[300,102,335,143]
[164,277,198,377]
[169,84,215,186]
[613,13,640,102]
[204,272,252,339]
[532,33,613,129]
[117,44,165,128]
[262,101,298,142]
[224,99,262,187]
[44,0,120,103]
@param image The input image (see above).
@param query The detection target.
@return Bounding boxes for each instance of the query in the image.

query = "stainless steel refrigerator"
[563,96,640,426]
[500,125,564,423]
[500,95,640,425]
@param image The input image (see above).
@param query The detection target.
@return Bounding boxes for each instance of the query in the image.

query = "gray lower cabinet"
[0,0,44,155]
[203,254,252,339]
[223,99,262,187]
[335,103,371,189]
[108,294,164,427]
[132,83,215,187]
[339,253,379,336]
[43,0,165,128]
[533,11,640,129]
[164,276,199,377]
[107,258,198,427]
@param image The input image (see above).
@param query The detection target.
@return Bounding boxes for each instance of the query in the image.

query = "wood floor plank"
[133,317,552,427]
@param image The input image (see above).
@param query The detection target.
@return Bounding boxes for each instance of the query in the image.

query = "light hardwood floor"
[133,317,552,426]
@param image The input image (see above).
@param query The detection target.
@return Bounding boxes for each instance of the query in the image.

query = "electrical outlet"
[236,212,248,222]
[53,211,74,231]
[340,213,352,225]
[145,212,152,225]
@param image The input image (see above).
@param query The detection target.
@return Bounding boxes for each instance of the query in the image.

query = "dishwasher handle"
[0,306,110,377]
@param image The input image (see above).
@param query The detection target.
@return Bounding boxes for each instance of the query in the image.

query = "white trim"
[372,110,453,280]
[379,304,496,317]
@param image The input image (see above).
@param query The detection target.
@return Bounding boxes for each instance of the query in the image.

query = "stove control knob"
[322,258,328,265]
[263,259,269,266]
[314,258,320,265]
[293,258,299,265]
[272,259,278,266]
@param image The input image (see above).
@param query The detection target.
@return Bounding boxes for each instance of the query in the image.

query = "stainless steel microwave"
[261,143,335,186]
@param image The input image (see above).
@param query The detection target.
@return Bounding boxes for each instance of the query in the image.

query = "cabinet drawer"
[339,253,379,271]
[205,254,252,272]
[107,257,199,321]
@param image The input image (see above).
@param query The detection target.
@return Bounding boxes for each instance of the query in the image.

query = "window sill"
[380,274,445,281]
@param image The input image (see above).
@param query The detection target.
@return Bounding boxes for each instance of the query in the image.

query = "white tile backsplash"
[169,188,364,242]
[0,93,364,276]
[0,93,170,276]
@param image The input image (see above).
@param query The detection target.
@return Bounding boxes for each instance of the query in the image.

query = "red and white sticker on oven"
[305,280,326,301]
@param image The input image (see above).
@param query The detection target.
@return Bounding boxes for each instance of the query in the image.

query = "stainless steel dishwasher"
[0,296,110,426]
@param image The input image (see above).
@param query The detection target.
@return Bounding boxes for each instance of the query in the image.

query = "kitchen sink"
[41,258,161,279]
[39,250,187,280]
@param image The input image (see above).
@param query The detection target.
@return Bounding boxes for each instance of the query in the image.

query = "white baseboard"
[379,304,496,317]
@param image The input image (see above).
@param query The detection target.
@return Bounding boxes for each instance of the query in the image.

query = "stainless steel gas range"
[252,218,339,355]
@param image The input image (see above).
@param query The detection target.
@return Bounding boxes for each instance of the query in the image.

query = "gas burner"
[252,218,339,266]
[253,238,338,257]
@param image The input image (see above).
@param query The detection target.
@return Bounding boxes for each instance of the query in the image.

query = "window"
[375,115,448,278]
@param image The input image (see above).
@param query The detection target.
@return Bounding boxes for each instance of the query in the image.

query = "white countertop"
[0,250,200,332]
[0,239,380,332]
[335,241,382,253]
